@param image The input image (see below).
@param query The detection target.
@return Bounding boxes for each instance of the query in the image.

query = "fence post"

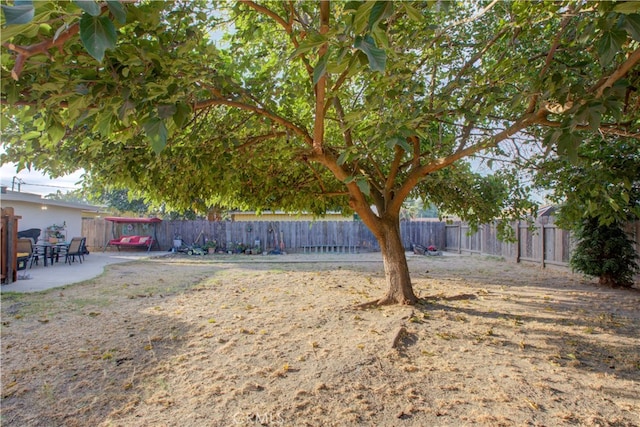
[540,220,546,268]
[1,207,20,284]
[516,221,521,263]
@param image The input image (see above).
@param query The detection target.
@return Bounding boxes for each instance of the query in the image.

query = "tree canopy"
[2,0,639,304]
[534,135,640,228]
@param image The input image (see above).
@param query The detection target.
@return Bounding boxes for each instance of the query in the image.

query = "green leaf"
[47,122,65,144]
[613,1,640,14]
[23,130,41,140]
[67,96,87,121]
[343,110,365,122]
[343,175,355,184]
[337,151,349,166]
[368,2,392,30]
[557,132,579,163]
[106,0,127,24]
[403,3,423,22]
[1,3,34,25]
[144,118,168,154]
[621,191,630,204]
[353,1,376,33]
[313,52,329,86]
[356,178,370,195]
[400,139,412,152]
[623,14,640,41]
[587,105,603,131]
[595,29,627,65]
[344,55,366,79]
[173,102,191,128]
[386,136,411,152]
[289,32,327,59]
[354,35,386,72]
[74,0,101,17]
[1,22,37,42]
[157,104,177,119]
[4,84,18,104]
[94,113,112,136]
[326,54,350,74]
[118,98,135,121]
[79,14,117,62]
[371,25,389,49]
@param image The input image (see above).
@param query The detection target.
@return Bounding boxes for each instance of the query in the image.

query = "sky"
[0,162,83,196]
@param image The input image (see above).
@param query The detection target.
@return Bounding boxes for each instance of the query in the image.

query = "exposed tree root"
[390,326,408,349]
[354,296,418,310]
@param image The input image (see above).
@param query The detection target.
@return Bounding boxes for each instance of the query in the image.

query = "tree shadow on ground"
[411,293,639,382]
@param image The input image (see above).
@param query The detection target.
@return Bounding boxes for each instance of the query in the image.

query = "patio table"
[35,242,69,266]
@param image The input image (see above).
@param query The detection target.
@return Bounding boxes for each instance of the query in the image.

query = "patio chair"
[64,237,86,265]
[16,238,38,270]
[17,228,41,243]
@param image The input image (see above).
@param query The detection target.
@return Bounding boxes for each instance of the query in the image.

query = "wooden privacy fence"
[82,218,446,254]
[445,218,640,268]
[82,217,638,270]
[445,219,573,267]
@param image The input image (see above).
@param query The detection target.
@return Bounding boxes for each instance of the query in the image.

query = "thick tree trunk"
[375,218,418,305]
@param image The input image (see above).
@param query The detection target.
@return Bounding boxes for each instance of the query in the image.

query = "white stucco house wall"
[0,187,103,243]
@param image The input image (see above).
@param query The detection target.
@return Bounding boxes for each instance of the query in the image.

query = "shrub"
[570,218,639,288]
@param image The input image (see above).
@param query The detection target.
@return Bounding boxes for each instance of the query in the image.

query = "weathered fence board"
[400,221,446,251]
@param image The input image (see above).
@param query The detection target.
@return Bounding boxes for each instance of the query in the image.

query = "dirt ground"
[1,252,639,427]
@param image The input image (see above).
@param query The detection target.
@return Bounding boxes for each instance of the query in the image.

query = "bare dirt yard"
[1,252,639,427]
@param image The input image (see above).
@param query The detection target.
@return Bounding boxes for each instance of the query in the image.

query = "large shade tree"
[2,1,639,305]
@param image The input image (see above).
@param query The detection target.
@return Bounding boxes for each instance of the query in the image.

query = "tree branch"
[240,0,314,77]
[534,115,640,139]
[527,6,578,113]
[367,155,387,184]
[410,135,421,169]
[443,0,499,32]
[235,131,288,151]
[390,114,537,214]
[332,96,353,147]
[195,98,313,146]
[591,47,640,98]
[2,0,139,80]
[385,145,405,211]
[313,0,330,155]
[323,69,349,114]
[453,27,509,85]
[455,122,475,153]
[308,149,379,228]
[301,158,330,194]
[539,8,577,79]
[239,0,290,31]
[4,23,80,80]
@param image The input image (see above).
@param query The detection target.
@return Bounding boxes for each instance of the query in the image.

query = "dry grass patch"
[1,253,639,426]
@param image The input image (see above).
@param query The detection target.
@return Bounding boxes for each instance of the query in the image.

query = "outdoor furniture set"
[17,236,88,270]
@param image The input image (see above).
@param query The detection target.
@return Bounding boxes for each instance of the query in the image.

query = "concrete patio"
[1,251,169,293]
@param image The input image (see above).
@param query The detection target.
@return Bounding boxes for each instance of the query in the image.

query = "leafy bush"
[571,218,639,288]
